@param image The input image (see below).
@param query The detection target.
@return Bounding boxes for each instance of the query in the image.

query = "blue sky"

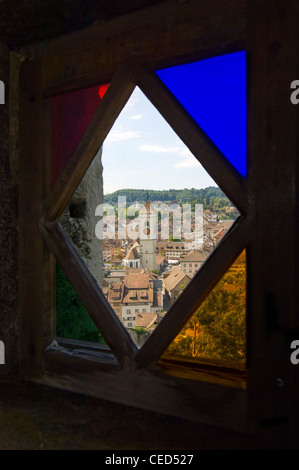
[102,86,216,194]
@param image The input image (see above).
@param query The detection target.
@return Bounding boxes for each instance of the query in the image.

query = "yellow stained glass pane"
[165,250,246,363]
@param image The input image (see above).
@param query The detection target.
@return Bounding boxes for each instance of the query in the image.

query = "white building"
[122,242,141,269]
[139,199,157,272]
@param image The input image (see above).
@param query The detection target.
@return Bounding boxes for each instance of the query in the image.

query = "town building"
[139,199,157,272]
[156,241,188,261]
[180,250,208,278]
[102,239,124,262]
[122,242,141,269]
[162,266,191,303]
[103,269,163,329]
[213,228,227,245]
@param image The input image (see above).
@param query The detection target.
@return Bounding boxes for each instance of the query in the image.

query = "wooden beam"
[9,52,26,184]
[157,353,246,390]
[40,220,138,369]
[38,0,247,97]
[246,0,298,436]
[18,59,46,378]
[42,346,249,433]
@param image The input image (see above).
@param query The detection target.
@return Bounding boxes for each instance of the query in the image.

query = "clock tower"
[139,195,157,272]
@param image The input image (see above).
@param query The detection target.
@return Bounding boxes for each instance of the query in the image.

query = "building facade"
[139,199,157,272]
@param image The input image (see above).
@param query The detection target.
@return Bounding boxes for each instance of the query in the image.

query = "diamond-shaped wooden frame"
[39,63,251,372]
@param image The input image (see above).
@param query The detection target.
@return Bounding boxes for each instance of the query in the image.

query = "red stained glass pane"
[50,84,109,188]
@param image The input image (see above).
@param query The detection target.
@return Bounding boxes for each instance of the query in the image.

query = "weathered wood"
[41,345,249,433]
[18,59,45,378]
[246,0,298,434]
[136,215,252,369]
[40,66,135,222]
[43,98,57,348]
[157,353,246,390]
[8,52,26,184]
[39,220,138,369]
[131,64,249,215]
[38,0,247,98]
[50,337,117,365]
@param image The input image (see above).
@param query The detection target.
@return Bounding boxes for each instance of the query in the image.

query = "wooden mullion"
[131,65,249,215]
[43,96,57,348]
[136,215,252,369]
[246,0,298,438]
[19,59,46,378]
[40,220,138,369]
[40,65,135,223]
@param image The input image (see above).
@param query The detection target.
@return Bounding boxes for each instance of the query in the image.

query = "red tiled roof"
[181,250,207,263]
[163,266,190,292]
[135,313,157,329]
[124,272,150,289]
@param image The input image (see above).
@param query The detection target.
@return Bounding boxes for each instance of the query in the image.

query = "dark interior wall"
[0,41,18,376]
[0,0,166,48]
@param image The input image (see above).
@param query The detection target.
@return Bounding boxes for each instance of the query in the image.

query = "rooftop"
[181,250,208,263]
[163,266,190,292]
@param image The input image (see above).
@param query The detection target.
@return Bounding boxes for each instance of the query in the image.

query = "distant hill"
[104,186,229,205]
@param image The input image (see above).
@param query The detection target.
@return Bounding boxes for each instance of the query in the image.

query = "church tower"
[139,194,157,272]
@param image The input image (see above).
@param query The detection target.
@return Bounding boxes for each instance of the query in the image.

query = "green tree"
[56,264,105,343]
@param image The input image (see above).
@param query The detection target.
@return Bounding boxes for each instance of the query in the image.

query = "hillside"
[104,187,238,219]
[104,186,228,205]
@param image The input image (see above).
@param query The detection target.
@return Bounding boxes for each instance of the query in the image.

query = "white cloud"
[130,114,143,120]
[106,129,141,143]
[174,147,200,168]
[174,156,200,168]
[140,144,181,154]
[139,143,200,168]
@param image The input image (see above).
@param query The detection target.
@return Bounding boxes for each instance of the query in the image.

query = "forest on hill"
[104,186,238,219]
[104,186,225,204]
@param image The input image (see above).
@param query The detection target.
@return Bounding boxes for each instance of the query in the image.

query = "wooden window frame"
[18,0,298,436]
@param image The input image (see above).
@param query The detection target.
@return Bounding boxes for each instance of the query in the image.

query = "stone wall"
[60,148,104,287]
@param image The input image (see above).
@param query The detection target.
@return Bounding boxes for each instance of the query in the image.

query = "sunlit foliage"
[167,264,246,363]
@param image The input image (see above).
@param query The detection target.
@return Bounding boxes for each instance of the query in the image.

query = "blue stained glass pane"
[155,52,247,177]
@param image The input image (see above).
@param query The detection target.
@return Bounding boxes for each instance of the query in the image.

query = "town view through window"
[56,84,245,362]
[55,52,246,362]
